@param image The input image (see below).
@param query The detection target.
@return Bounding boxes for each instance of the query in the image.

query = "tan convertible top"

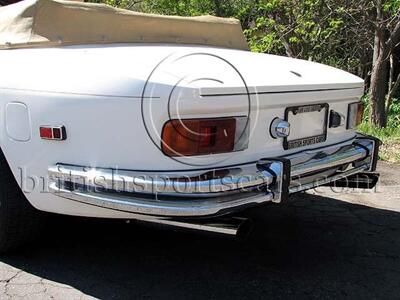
[0,0,249,50]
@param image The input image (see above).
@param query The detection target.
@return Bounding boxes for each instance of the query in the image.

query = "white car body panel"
[0,44,365,218]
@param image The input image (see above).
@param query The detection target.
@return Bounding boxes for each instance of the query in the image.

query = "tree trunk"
[281,37,296,58]
[213,0,223,17]
[369,0,388,127]
[370,50,388,127]
[372,32,381,66]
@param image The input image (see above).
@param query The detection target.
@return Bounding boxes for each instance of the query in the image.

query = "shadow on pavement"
[2,193,400,299]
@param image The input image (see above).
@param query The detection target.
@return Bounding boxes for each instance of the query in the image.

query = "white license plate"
[284,104,328,150]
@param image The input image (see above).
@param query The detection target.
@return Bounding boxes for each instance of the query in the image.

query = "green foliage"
[137,0,214,16]
[89,0,131,9]
[361,96,400,129]
[358,121,400,140]
[387,100,400,129]
[124,0,253,17]
[384,0,400,13]
[243,0,376,74]
[358,97,400,163]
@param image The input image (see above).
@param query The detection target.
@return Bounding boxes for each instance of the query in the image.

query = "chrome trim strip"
[289,164,368,193]
[49,182,274,217]
[48,162,276,197]
[200,86,361,97]
[290,141,372,177]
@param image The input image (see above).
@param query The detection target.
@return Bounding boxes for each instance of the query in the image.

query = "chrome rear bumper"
[49,134,379,218]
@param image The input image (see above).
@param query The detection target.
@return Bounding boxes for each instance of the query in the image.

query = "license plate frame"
[283,103,329,150]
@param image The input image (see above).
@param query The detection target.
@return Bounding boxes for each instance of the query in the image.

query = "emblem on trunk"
[270,118,290,139]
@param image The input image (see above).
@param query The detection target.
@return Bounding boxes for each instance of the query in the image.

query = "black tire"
[0,149,45,253]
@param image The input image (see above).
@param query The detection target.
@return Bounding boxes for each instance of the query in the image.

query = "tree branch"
[125,0,144,10]
[387,16,400,51]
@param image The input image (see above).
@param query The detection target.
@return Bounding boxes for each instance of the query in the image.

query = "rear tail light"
[347,102,364,129]
[161,117,248,157]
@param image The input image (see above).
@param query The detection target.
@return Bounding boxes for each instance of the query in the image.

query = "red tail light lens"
[162,118,237,157]
[39,126,67,140]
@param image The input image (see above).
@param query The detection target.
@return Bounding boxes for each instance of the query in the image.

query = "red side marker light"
[40,126,67,140]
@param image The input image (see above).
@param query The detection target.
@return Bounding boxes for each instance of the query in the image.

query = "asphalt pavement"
[0,161,399,299]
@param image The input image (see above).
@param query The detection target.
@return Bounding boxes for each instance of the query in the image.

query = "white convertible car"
[0,0,380,250]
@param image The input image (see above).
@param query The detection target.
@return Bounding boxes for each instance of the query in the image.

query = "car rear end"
[0,44,380,236]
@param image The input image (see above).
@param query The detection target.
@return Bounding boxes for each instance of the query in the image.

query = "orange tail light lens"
[357,103,364,125]
[347,102,364,129]
[162,118,247,157]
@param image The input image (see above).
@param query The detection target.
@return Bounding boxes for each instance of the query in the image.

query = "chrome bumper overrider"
[48,134,379,218]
